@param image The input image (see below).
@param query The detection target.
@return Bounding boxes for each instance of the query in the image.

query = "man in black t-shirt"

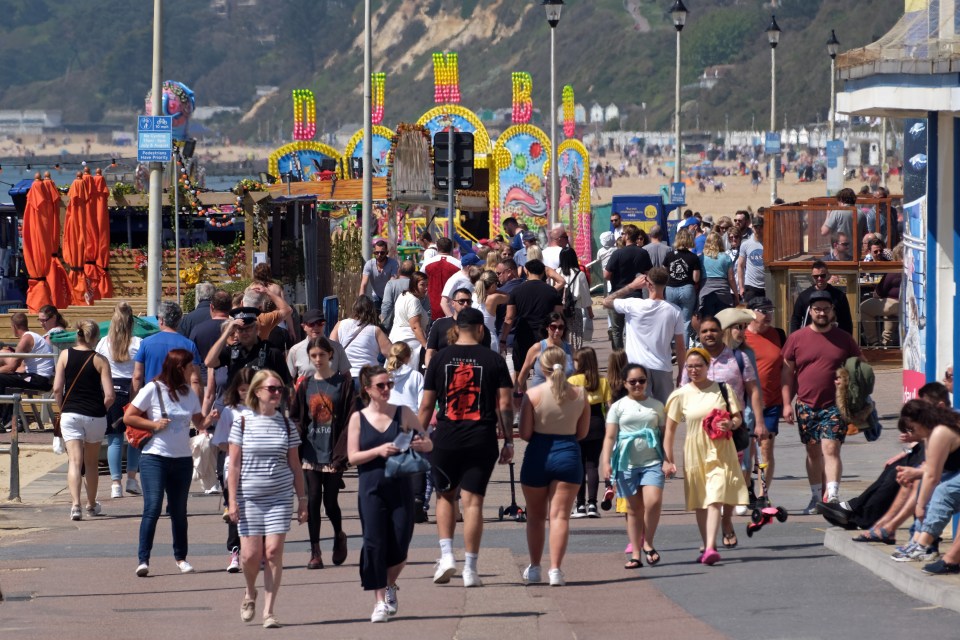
[603,225,653,349]
[189,290,231,386]
[419,308,514,588]
[500,259,562,374]
[204,307,291,387]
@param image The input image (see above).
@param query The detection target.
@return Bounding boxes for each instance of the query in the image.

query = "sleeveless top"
[61,348,106,417]
[26,331,55,378]
[337,319,380,378]
[944,444,960,473]
[530,340,574,385]
[532,385,584,436]
[357,407,402,475]
[472,293,499,351]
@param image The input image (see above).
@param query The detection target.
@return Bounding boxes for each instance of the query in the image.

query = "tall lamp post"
[361,0,372,261]
[767,14,781,204]
[543,0,563,226]
[826,29,839,140]
[670,0,688,184]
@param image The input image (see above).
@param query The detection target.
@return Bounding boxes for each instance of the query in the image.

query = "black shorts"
[431,440,499,497]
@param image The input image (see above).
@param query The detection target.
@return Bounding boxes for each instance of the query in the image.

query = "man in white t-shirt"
[541,224,569,270]
[602,266,685,404]
[440,253,481,317]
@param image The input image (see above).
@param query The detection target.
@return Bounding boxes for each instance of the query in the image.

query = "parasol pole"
[147,0,163,315]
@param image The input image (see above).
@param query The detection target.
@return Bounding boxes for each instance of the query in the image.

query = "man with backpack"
[781,290,863,514]
[743,297,785,500]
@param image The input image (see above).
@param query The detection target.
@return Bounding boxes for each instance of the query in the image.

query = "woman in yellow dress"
[663,348,748,566]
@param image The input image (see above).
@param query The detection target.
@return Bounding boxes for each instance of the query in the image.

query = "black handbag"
[718,382,750,452]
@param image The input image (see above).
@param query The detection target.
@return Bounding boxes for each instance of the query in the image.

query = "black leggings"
[305,469,343,545]
[577,438,603,505]
[216,451,239,552]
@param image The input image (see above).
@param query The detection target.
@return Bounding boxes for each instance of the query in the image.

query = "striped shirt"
[228,410,301,500]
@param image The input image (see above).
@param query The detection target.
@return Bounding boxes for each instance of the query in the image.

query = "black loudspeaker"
[320,158,337,172]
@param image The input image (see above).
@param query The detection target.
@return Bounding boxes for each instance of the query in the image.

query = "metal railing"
[1,352,59,503]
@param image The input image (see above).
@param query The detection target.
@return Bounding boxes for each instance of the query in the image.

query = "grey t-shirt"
[362,257,400,300]
[739,237,765,289]
[286,338,351,380]
[643,242,671,268]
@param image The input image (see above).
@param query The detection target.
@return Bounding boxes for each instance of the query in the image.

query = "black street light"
[766,14,781,48]
[767,14,781,202]
[543,0,564,224]
[670,0,688,31]
[827,29,840,139]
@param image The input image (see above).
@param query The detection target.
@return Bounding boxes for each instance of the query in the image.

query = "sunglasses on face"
[812,273,829,279]
[626,378,647,386]
[259,385,284,395]
[373,381,395,391]
[305,321,324,328]
[373,251,387,256]
[453,299,472,305]
[837,242,850,247]
[548,324,565,332]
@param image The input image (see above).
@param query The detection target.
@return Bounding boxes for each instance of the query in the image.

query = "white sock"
[826,482,840,499]
[464,552,478,572]
[810,483,822,499]
[439,538,454,562]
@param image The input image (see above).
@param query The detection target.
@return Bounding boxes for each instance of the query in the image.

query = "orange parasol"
[63,173,89,305]
[23,175,53,312]
[81,167,99,303]
[42,175,72,308]
[92,169,113,298]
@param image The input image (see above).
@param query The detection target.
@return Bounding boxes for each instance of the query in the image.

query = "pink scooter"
[746,462,787,537]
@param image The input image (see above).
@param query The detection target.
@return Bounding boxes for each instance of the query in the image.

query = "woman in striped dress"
[228,370,307,629]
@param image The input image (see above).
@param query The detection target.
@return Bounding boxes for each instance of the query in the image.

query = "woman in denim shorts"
[601,364,666,569]
[519,347,590,586]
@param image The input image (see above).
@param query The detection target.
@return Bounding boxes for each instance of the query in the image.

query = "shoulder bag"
[718,382,750,452]
[384,407,431,479]
[125,382,169,450]
[53,352,96,438]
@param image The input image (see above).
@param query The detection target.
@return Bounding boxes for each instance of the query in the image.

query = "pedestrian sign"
[669,182,686,205]
[765,132,781,155]
[137,115,173,163]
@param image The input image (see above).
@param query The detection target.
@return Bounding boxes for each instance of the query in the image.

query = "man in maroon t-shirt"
[781,290,863,515]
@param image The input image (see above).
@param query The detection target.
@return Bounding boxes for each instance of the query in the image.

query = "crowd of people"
[22,207,957,627]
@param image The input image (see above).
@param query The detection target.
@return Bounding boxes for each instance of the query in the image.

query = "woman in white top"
[388,272,429,368]
[125,348,208,578]
[385,342,423,413]
[472,270,508,353]
[330,295,391,383]
[558,247,593,349]
[95,302,143,498]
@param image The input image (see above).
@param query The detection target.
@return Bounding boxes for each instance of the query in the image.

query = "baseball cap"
[521,230,538,243]
[478,238,495,247]
[460,253,482,267]
[678,217,699,230]
[746,297,774,312]
[715,307,756,330]
[808,290,834,305]
[456,307,484,327]
[302,309,325,325]
[229,306,261,325]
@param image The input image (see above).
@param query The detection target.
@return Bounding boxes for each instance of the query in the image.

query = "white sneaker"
[70,505,82,521]
[384,584,398,615]
[204,484,221,495]
[802,497,820,515]
[571,504,587,519]
[85,501,102,517]
[522,564,542,583]
[371,601,390,623]
[826,494,839,505]
[227,548,241,573]
[433,556,456,584]
[111,484,123,499]
[735,505,749,516]
[548,568,565,586]
[125,479,141,495]
[462,568,483,587]
[176,560,195,574]
[135,563,149,577]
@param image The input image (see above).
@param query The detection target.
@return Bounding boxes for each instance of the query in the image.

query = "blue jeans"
[138,454,193,564]
[666,284,696,345]
[106,432,123,481]
[920,470,960,538]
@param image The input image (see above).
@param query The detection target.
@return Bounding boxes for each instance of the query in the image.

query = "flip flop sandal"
[643,548,661,566]
[722,532,738,548]
[853,527,895,544]
[624,558,642,569]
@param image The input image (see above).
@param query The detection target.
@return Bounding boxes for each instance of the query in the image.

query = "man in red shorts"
[781,290,863,514]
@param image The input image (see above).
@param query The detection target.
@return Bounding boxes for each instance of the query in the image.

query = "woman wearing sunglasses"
[347,365,431,622]
[228,370,306,629]
[663,349,748,566]
[601,364,666,569]
[516,312,575,394]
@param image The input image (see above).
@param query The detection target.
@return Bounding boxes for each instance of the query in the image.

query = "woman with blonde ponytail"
[518,346,589,586]
[385,341,423,414]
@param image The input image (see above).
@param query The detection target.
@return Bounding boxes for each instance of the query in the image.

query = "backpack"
[562,273,578,318]
[836,357,877,432]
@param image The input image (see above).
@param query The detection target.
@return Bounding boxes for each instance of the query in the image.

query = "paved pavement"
[1,324,959,638]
